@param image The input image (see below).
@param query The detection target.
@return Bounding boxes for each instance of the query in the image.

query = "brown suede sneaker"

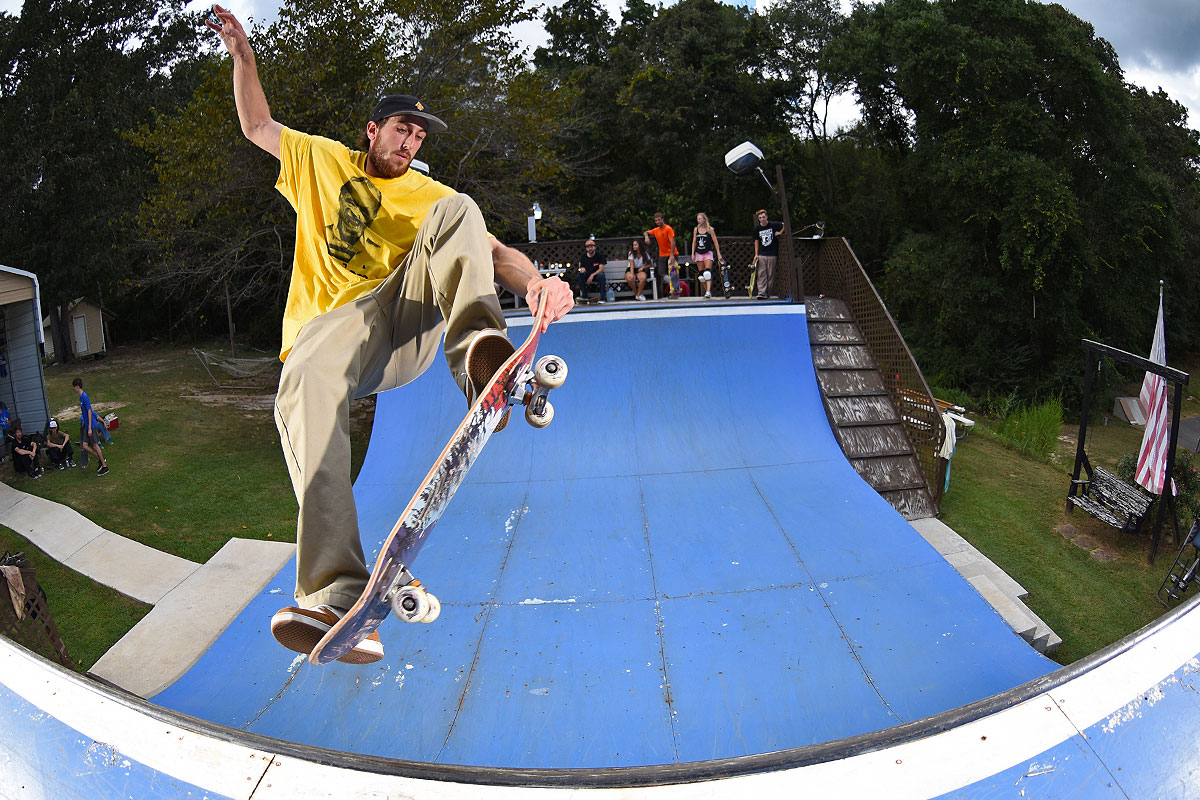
[270,605,384,665]
[464,329,516,432]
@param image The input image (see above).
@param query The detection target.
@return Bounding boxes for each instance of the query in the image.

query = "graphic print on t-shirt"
[327,177,384,276]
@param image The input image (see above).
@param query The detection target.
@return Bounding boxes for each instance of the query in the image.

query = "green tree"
[829,0,1192,399]
[535,0,789,238]
[0,0,203,359]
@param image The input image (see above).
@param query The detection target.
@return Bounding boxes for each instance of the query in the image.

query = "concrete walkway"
[911,516,1062,654]
[0,480,293,697]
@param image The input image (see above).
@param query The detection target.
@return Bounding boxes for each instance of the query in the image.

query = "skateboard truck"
[387,570,441,624]
[513,355,567,428]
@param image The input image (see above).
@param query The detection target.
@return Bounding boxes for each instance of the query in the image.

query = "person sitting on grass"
[44,419,76,470]
[72,378,109,477]
[9,422,43,479]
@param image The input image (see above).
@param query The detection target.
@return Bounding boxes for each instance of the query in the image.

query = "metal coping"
[4,590,1197,789]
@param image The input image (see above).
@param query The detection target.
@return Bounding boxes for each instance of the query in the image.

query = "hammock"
[193,348,281,390]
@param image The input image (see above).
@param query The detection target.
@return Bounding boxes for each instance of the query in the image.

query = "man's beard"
[367,139,410,179]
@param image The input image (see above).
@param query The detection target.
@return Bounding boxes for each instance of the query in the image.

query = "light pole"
[527,202,542,243]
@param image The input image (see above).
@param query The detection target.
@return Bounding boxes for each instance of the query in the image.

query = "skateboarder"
[208,7,574,664]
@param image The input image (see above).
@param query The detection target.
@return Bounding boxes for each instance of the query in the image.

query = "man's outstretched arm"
[208,5,283,158]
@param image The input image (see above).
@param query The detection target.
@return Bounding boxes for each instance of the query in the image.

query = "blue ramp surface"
[153,306,1054,768]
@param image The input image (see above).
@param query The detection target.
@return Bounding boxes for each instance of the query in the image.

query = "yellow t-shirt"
[274,127,457,359]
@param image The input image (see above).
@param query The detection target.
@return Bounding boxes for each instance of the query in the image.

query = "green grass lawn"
[940,426,1174,664]
[2,341,373,669]
[1,340,1192,673]
[0,526,150,671]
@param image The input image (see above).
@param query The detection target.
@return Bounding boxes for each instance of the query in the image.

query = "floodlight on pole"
[724,141,774,191]
[722,140,804,299]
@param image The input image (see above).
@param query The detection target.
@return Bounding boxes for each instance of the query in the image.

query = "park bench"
[1069,465,1153,534]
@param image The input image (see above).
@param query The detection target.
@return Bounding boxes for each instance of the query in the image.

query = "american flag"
[1135,284,1172,495]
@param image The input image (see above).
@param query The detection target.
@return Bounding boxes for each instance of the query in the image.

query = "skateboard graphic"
[668,261,680,298]
[720,260,732,299]
[309,302,566,666]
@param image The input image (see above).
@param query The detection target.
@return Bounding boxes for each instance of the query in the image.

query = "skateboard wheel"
[525,397,554,428]
[534,355,567,389]
[391,584,431,623]
[423,592,441,623]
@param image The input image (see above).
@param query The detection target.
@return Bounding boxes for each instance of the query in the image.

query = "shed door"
[72,314,88,353]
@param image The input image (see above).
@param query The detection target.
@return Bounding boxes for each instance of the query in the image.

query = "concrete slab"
[968,574,1037,640]
[0,484,106,563]
[64,531,197,605]
[90,537,295,698]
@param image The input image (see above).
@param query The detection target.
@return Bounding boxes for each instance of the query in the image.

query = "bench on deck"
[1069,465,1153,534]
[575,260,663,302]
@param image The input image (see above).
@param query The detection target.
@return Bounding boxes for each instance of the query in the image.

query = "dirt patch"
[183,393,276,412]
[51,401,129,423]
[178,391,377,437]
[1056,523,1083,540]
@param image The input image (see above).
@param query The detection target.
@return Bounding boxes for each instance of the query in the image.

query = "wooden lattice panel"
[1,562,73,669]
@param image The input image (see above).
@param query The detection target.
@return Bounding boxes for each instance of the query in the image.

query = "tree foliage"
[0,0,202,357]
[0,0,1197,403]
[826,0,1197,398]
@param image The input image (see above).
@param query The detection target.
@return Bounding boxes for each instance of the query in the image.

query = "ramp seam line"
[433,465,535,761]
[748,473,906,723]
[639,473,682,761]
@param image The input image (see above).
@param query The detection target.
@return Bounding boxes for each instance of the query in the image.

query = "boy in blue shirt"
[72,378,109,476]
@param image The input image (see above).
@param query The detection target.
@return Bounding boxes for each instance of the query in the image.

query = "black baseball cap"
[369,94,448,133]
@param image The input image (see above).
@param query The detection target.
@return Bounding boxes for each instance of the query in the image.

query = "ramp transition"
[4,305,1199,797]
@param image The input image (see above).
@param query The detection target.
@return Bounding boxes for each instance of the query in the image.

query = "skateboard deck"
[309,302,564,666]
[668,262,680,297]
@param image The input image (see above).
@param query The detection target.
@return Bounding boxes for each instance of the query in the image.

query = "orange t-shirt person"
[644,212,680,296]
[644,213,678,260]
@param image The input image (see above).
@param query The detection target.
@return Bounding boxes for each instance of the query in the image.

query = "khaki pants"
[274,193,505,611]
[755,255,777,297]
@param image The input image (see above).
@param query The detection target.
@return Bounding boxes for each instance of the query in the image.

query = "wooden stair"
[806,297,936,519]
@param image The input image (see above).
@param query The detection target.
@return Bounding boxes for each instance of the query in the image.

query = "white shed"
[42,297,113,361]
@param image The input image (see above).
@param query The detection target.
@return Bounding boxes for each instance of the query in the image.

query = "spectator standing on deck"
[644,213,679,298]
[752,209,784,299]
[691,212,724,299]
[72,378,109,476]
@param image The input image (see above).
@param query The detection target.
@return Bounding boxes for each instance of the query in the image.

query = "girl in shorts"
[691,212,724,299]
[625,239,652,301]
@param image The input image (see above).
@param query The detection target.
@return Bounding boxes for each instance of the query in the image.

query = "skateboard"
[720,260,732,299]
[668,261,680,297]
[747,260,758,298]
[309,302,567,665]
[1158,519,1200,606]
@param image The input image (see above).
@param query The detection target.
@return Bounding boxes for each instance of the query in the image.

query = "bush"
[990,396,1063,460]
[1115,448,1200,522]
